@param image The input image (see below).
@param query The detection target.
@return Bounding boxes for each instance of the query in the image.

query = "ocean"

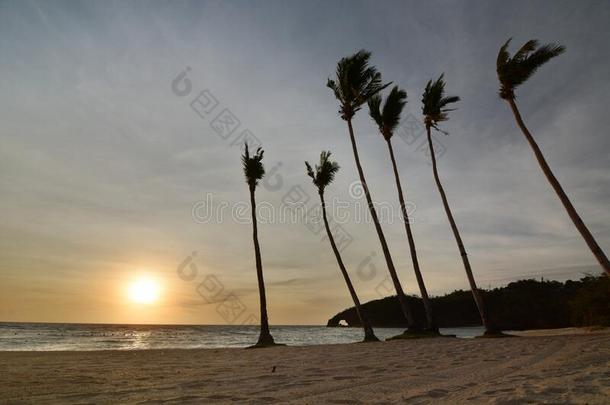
[0,323,485,351]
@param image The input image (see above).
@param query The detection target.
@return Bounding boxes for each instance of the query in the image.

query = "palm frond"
[305,161,315,181]
[326,79,342,106]
[381,86,407,136]
[496,38,512,72]
[367,94,383,128]
[516,43,566,86]
[305,151,340,194]
[327,50,390,120]
[496,38,565,99]
[422,74,459,130]
[368,86,407,140]
[242,143,265,188]
[513,39,539,62]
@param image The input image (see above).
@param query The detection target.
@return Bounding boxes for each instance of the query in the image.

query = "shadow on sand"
[387,329,457,341]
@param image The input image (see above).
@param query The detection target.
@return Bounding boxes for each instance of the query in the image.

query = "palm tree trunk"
[386,139,438,332]
[425,126,497,334]
[346,119,417,330]
[319,192,379,342]
[507,98,610,276]
[249,185,275,345]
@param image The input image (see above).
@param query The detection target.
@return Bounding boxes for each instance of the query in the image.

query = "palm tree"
[497,39,609,276]
[306,151,379,342]
[242,144,277,347]
[422,75,498,335]
[328,50,419,332]
[368,86,438,333]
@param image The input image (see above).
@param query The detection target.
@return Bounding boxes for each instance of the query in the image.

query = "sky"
[0,0,608,325]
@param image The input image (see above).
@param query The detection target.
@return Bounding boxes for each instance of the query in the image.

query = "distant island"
[327,275,609,330]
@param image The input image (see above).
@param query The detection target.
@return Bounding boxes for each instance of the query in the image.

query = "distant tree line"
[327,276,610,330]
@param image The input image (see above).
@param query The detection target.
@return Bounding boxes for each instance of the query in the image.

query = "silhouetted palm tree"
[328,50,419,332]
[306,151,379,342]
[242,144,277,347]
[422,75,498,335]
[497,39,609,276]
[369,86,438,333]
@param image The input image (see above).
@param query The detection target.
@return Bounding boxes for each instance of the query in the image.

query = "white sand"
[1,328,608,404]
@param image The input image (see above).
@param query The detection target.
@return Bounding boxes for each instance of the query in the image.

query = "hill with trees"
[327,276,609,330]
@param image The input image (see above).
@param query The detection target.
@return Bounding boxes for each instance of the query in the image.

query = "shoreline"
[0,326,603,353]
[1,328,608,403]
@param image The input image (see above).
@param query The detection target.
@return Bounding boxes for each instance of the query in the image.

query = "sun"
[127,277,160,304]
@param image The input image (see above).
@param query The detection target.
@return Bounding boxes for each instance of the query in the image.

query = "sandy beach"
[1,328,608,404]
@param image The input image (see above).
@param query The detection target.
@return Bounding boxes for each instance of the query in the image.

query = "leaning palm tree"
[422,75,498,335]
[497,39,609,276]
[368,87,438,333]
[327,50,419,332]
[242,144,277,347]
[306,151,379,342]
